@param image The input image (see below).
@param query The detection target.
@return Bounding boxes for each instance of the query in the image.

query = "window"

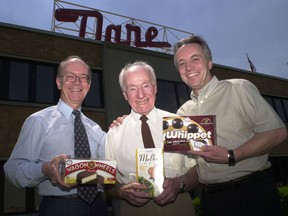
[283,99,288,120]
[0,57,104,108]
[274,98,287,123]
[156,80,190,113]
[84,71,104,108]
[263,95,288,123]
[176,83,190,107]
[36,65,56,103]
[263,96,273,107]
[9,62,29,101]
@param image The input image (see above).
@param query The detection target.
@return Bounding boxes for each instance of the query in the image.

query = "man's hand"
[189,145,229,164]
[42,154,71,188]
[119,183,151,206]
[154,177,180,206]
[190,127,288,165]
[109,115,128,128]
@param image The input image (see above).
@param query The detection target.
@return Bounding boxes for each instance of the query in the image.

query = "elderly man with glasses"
[4,56,107,216]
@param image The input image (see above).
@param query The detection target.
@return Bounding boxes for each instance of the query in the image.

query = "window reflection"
[274,98,287,123]
[36,65,55,103]
[176,83,190,107]
[264,95,288,123]
[84,72,104,108]
[156,80,190,113]
[9,62,29,101]
[1,57,104,108]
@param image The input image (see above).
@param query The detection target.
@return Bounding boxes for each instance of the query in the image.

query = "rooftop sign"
[54,8,171,48]
[52,0,193,53]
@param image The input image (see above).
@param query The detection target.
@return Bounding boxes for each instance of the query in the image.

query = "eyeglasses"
[58,73,91,83]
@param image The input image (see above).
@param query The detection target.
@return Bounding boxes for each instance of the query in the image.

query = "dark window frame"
[156,79,190,113]
[263,94,288,123]
[0,56,104,108]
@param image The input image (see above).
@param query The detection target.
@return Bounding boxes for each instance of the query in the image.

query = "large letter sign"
[54,8,171,48]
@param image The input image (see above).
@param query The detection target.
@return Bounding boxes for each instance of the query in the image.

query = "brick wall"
[0,24,107,157]
[0,24,102,67]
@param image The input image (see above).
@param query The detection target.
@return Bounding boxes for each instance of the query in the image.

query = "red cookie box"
[163,115,217,152]
[61,159,116,185]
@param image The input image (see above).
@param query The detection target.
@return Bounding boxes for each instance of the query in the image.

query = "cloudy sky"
[1,0,288,79]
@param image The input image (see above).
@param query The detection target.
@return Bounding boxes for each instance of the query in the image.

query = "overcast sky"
[1,0,288,79]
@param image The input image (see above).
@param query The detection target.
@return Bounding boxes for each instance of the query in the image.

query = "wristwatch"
[179,177,186,193]
[228,149,235,166]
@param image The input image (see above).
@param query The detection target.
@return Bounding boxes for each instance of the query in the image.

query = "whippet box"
[136,148,164,197]
[163,115,216,152]
[61,159,116,185]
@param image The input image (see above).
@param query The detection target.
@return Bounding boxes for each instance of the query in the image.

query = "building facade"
[0,22,287,215]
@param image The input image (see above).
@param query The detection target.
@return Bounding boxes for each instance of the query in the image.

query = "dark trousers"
[200,169,281,216]
[38,195,108,216]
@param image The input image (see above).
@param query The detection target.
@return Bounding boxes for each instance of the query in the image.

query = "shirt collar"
[130,107,157,122]
[190,76,219,100]
[57,99,80,119]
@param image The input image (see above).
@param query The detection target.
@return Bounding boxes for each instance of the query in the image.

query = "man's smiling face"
[175,43,213,95]
[123,66,157,115]
[56,58,91,109]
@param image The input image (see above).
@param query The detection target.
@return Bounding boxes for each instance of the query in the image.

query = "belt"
[44,194,79,199]
[201,168,271,193]
[44,191,103,200]
[43,194,79,199]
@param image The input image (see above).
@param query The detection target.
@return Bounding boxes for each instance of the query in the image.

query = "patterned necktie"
[73,110,98,205]
[140,115,155,148]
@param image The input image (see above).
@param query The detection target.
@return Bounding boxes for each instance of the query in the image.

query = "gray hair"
[174,35,212,68]
[119,61,157,91]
